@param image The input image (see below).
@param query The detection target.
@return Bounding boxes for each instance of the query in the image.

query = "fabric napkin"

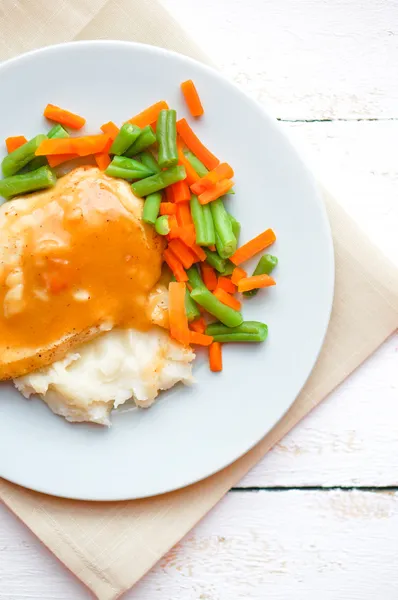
[0,1,397,599]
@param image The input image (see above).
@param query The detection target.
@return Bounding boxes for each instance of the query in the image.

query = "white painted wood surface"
[1,0,397,598]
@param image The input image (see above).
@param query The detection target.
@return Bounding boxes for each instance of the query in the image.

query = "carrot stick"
[230,228,276,265]
[100,121,120,139]
[43,104,86,130]
[237,274,276,293]
[191,163,234,194]
[180,80,204,117]
[165,185,175,203]
[190,243,207,261]
[231,267,247,285]
[217,276,237,294]
[35,135,111,157]
[168,225,197,248]
[163,248,188,282]
[36,138,75,155]
[177,142,200,186]
[171,180,190,203]
[208,245,216,252]
[95,153,112,171]
[200,263,217,291]
[47,153,79,167]
[189,331,213,346]
[213,287,241,310]
[176,202,194,227]
[169,281,190,345]
[190,316,207,334]
[6,136,27,153]
[168,214,179,235]
[176,118,220,170]
[159,202,177,215]
[168,239,197,269]
[198,179,234,205]
[209,342,222,372]
[128,101,169,128]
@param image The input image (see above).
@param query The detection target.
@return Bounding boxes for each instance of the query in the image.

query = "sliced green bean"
[138,151,161,174]
[143,192,162,225]
[202,204,216,246]
[244,254,278,297]
[47,124,69,139]
[0,166,56,199]
[155,215,170,235]
[157,109,178,168]
[205,321,268,342]
[204,248,226,273]
[21,157,48,173]
[105,156,154,180]
[110,123,141,156]
[223,261,235,276]
[190,288,243,328]
[190,194,214,246]
[186,266,206,290]
[183,149,208,177]
[2,134,47,176]
[228,214,241,241]
[131,165,186,197]
[125,125,157,157]
[210,198,236,258]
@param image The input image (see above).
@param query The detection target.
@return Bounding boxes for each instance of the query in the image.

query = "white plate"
[0,41,334,500]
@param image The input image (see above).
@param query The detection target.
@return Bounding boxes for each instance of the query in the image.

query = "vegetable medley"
[0,79,277,372]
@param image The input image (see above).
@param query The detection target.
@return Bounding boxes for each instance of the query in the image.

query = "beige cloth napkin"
[0,1,397,598]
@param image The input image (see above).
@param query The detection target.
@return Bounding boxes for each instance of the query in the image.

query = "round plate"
[0,41,334,500]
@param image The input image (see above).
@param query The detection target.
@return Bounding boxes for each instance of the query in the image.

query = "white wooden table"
[1,1,397,598]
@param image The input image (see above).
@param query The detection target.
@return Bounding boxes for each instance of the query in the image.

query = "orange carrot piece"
[190,243,207,261]
[177,142,200,186]
[171,180,191,203]
[208,244,216,252]
[95,153,112,170]
[165,185,175,203]
[100,121,120,139]
[190,316,207,334]
[159,202,177,215]
[43,104,86,130]
[198,179,234,205]
[169,281,190,345]
[6,136,27,153]
[200,263,217,291]
[214,287,242,310]
[238,274,276,293]
[176,118,220,170]
[35,135,111,157]
[35,138,75,156]
[168,214,179,235]
[231,228,276,266]
[168,239,197,269]
[163,248,188,282]
[128,101,169,128]
[190,163,234,194]
[176,202,194,227]
[168,225,196,248]
[209,342,222,372]
[189,331,213,346]
[180,80,204,117]
[231,267,247,285]
[217,276,237,294]
[47,154,79,168]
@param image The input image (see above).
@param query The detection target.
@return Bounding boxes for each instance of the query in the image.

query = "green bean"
[205,321,268,342]
[105,156,154,180]
[190,288,243,328]
[204,248,226,273]
[155,215,170,235]
[228,214,241,241]
[171,274,201,321]
[47,124,69,139]
[143,192,162,225]
[21,157,48,173]
[131,165,186,197]
[138,151,161,174]
[125,126,157,157]
[186,266,206,290]
[157,109,178,168]
[2,134,47,176]
[244,254,278,297]
[223,261,235,276]
[190,194,214,246]
[110,123,141,156]
[183,149,208,177]
[210,198,236,258]
[0,166,56,199]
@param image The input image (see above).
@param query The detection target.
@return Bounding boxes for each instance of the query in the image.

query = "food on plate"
[0,85,277,424]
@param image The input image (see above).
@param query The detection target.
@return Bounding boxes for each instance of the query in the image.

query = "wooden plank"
[162,0,398,119]
[1,491,398,599]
